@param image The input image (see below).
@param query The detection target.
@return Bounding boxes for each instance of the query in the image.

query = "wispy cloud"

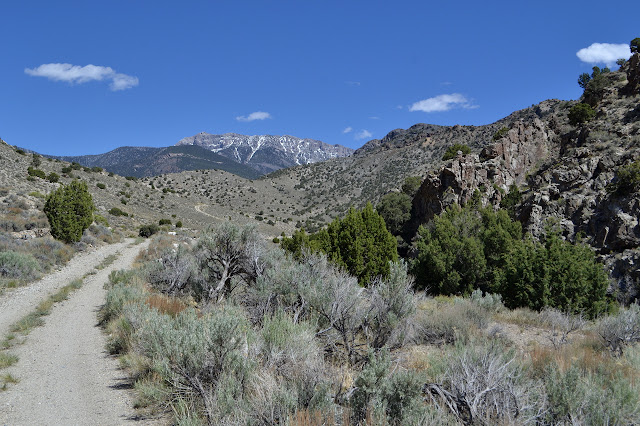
[355,129,372,140]
[576,43,631,67]
[24,63,138,91]
[409,93,476,113]
[346,81,361,86]
[343,126,353,134]
[369,116,380,120]
[236,111,272,122]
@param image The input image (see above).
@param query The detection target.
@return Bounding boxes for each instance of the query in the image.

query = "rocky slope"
[176,132,354,175]
[409,55,640,301]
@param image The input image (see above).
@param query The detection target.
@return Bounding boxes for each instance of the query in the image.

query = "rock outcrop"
[410,118,554,229]
[409,62,640,300]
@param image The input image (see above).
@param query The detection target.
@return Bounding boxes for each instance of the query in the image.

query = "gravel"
[0,238,162,425]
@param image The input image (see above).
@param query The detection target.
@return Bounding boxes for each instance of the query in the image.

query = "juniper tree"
[43,180,94,243]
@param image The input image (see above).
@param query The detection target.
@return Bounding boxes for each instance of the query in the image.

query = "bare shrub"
[27,237,74,270]
[599,304,640,355]
[426,341,547,424]
[86,223,115,243]
[246,249,311,324]
[145,245,196,295]
[302,254,365,366]
[364,261,416,349]
[193,223,266,303]
[540,307,586,349]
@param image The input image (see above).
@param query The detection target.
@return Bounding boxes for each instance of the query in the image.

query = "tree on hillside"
[578,73,591,89]
[43,180,94,243]
[326,203,398,285]
[401,176,422,198]
[568,103,595,126]
[281,204,398,286]
[442,143,471,161]
[411,204,611,318]
[412,205,485,295]
[631,37,640,54]
[376,192,412,235]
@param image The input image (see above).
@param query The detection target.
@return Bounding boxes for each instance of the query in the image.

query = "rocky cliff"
[409,55,640,301]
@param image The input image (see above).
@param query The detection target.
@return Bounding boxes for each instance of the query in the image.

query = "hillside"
[164,104,561,232]
[52,145,261,179]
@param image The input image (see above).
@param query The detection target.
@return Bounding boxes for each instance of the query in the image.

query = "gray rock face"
[176,133,354,175]
[409,64,640,300]
[410,118,554,229]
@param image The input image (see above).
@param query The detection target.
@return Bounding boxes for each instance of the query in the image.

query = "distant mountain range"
[176,132,354,175]
[53,145,261,179]
[52,133,353,178]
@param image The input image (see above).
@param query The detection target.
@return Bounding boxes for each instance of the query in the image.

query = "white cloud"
[236,111,272,122]
[355,129,372,140]
[576,43,631,66]
[409,93,475,113]
[343,126,353,134]
[24,63,138,91]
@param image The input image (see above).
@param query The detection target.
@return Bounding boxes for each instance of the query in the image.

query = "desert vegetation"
[99,225,640,425]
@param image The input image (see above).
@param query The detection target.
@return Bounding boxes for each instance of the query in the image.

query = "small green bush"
[108,207,128,217]
[175,221,183,228]
[139,224,159,238]
[492,126,509,141]
[125,176,137,181]
[609,159,640,195]
[27,167,46,179]
[442,143,471,160]
[568,103,595,126]
[158,218,172,226]
[96,183,106,189]
[92,216,108,228]
[47,172,59,183]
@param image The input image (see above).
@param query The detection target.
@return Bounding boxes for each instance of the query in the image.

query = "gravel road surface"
[0,239,158,425]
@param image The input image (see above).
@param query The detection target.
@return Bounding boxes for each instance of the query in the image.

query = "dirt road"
[0,238,156,425]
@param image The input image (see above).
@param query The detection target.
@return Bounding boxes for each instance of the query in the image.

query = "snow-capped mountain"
[176,132,354,175]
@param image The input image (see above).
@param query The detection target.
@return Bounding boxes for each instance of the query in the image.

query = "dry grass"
[145,293,188,317]
[529,334,640,384]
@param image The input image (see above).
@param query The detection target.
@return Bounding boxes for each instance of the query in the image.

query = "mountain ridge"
[176,132,354,175]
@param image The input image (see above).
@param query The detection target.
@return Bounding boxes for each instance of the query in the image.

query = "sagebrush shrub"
[599,304,640,355]
[0,250,40,281]
[133,305,254,423]
[429,341,546,424]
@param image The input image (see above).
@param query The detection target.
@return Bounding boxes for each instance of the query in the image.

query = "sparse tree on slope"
[43,180,94,243]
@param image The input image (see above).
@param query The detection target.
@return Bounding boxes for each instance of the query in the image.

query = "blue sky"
[0,1,637,155]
